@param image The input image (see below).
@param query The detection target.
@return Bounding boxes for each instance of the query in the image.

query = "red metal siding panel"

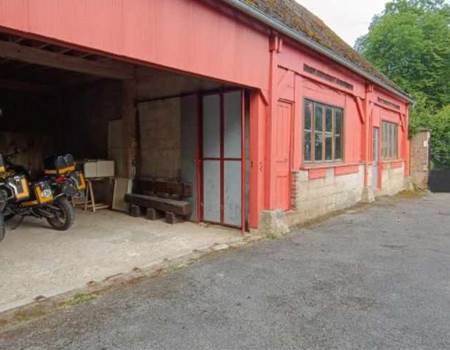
[0,0,270,91]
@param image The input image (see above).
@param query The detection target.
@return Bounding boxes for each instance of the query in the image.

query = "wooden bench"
[135,178,192,200]
[125,193,192,224]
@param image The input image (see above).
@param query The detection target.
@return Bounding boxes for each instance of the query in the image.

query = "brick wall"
[410,130,430,189]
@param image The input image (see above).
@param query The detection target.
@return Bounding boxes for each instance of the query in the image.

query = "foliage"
[355,0,450,166]
[428,105,450,168]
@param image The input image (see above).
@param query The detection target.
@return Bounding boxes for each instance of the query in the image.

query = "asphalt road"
[1,193,450,350]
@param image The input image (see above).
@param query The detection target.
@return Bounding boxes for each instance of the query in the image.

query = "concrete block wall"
[379,164,405,196]
[138,98,181,179]
[286,165,364,227]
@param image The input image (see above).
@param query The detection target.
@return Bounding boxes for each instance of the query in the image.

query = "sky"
[296,0,389,47]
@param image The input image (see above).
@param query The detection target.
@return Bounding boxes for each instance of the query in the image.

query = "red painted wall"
[0,0,270,92]
[0,0,410,229]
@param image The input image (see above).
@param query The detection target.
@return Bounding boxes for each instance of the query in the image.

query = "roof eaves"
[221,0,414,104]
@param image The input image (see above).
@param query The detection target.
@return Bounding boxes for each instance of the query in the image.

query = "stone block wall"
[258,162,409,235]
[286,165,364,227]
[379,163,405,196]
[138,98,181,179]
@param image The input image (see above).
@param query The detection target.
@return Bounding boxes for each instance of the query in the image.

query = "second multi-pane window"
[381,121,398,159]
[304,99,343,162]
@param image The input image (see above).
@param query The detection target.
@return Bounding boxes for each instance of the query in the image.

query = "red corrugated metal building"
[0,0,412,233]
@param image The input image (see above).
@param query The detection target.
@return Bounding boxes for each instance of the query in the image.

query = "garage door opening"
[0,32,249,231]
[0,32,249,311]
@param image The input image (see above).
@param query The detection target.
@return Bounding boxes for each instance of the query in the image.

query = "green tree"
[428,105,450,167]
[355,0,450,165]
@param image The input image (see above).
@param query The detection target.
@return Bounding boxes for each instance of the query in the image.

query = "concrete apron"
[0,209,244,313]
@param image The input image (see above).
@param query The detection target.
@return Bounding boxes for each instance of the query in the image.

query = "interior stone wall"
[0,89,59,173]
[61,80,122,160]
[137,98,181,179]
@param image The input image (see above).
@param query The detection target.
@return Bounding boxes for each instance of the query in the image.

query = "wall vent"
[304,64,354,90]
[378,97,400,110]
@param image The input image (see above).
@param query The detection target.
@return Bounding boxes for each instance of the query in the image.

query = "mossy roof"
[237,0,407,97]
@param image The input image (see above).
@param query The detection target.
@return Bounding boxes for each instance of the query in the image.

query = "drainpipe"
[362,84,375,202]
[265,32,282,209]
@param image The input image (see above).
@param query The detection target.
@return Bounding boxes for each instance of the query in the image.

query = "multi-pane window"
[381,121,398,159]
[304,99,343,162]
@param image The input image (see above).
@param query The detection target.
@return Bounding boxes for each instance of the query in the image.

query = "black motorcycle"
[0,151,85,241]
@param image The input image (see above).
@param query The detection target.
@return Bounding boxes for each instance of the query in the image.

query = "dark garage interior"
[0,31,247,226]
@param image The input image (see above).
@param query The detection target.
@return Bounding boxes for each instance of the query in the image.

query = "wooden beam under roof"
[0,78,55,94]
[0,40,134,80]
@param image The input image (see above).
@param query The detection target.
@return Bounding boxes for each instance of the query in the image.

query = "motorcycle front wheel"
[0,212,5,242]
[46,197,75,231]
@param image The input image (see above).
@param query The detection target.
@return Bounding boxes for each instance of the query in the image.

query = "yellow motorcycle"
[0,151,85,241]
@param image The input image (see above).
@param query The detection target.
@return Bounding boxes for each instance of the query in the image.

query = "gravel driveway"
[1,193,450,350]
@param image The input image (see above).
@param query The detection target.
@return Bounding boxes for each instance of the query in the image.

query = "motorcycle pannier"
[7,175,30,201]
[0,154,5,174]
[44,154,76,175]
[72,171,86,191]
[34,181,54,204]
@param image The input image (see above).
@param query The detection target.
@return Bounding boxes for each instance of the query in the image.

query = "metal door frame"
[197,89,246,231]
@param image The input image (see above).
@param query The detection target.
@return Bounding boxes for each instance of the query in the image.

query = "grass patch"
[61,292,97,307]
[397,189,425,198]
[14,305,47,322]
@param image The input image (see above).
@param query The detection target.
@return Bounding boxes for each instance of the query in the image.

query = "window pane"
[325,108,332,132]
[315,131,323,161]
[304,131,311,161]
[388,124,393,158]
[381,121,399,160]
[315,105,323,131]
[304,101,312,130]
[303,101,344,163]
[325,134,332,160]
[335,135,342,159]
[394,126,398,158]
[335,109,342,135]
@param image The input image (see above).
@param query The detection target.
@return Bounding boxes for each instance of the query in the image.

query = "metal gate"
[429,150,450,192]
[199,90,245,228]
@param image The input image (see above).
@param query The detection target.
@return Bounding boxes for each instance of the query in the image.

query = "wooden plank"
[0,41,133,79]
[165,212,184,224]
[121,80,137,178]
[146,208,164,220]
[129,204,142,217]
[137,178,192,198]
[125,193,191,216]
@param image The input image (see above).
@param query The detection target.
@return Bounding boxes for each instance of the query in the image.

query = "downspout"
[265,32,281,209]
[362,84,375,202]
